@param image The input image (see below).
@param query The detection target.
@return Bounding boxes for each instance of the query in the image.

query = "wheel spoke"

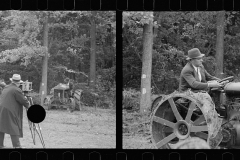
[168,98,183,121]
[190,125,208,132]
[153,116,175,128]
[156,132,176,148]
[193,115,205,126]
[185,102,196,123]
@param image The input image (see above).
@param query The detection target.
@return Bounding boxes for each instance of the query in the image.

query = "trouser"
[0,132,21,148]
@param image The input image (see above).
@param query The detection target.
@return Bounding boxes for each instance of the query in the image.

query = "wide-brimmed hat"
[186,48,205,60]
[10,74,23,83]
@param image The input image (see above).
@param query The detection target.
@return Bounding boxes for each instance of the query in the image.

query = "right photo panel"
[123,11,239,149]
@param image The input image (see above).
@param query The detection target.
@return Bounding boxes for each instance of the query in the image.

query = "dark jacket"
[0,83,29,137]
[179,62,219,92]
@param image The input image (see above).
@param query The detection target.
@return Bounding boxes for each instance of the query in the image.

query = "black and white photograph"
[0,11,116,148]
[123,11,240,149]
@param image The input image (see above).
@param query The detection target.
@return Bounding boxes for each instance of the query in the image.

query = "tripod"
[26,96,45,148]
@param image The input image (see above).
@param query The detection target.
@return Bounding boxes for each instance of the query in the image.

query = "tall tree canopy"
[0,11,116,97]
[123,11,240,95]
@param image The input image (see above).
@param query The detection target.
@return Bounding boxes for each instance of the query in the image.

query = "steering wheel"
[218,76,234,83]
[210,76,234,91]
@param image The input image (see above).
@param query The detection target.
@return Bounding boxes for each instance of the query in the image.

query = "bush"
[81,90,99,107]
[97,66,115,92]
[98,85,116,109]
[73,79,116,109]
[123,89,141,111]
[28,92,41,105]
[95,69,116,109]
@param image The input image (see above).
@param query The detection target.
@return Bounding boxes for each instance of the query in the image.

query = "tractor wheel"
[74,98,81,111]
[50,99,59,110]
[151,93,209,149]
[67,98,75,112]
[151,95,164,112]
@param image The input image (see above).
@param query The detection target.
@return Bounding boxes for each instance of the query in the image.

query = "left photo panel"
[0,11,116,148]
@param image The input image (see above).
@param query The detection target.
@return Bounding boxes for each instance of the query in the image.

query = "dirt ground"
[123,110,154,149]
[3,107,116,148]
[123,135,154,149]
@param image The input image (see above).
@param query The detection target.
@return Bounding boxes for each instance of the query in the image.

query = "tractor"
[151,76,240,149]
[43,83,83,111]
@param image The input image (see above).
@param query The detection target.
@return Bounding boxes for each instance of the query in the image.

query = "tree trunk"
[89,11,96,89]
[140,18,153,113]
[216,11,225,79]
[40,16,49,106]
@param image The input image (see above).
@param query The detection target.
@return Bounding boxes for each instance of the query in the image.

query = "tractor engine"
[219,82,240,148]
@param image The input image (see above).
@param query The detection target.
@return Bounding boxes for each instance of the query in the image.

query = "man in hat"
[0,74,29,148]
[179,48,223,92]
[64,78,76,112]
[179,48,224,149]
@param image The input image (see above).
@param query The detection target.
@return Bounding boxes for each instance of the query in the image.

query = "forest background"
[0,11,116,109]
[122,11,240,148]
[123,11,240,111]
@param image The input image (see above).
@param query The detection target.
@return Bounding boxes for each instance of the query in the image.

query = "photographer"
[0,74,29,148]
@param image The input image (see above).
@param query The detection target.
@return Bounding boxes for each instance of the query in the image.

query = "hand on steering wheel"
[210,76,234,91]
[208,81,223,88]
[218,76,234,83]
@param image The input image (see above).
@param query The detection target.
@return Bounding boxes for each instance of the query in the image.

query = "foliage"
[81,90,98,107]
[0,11,46,65]
[96,75,116,109]
[122,89,141,111]
[29,92,41,105]
[123,12,156,28]
[73,80,115,109]
[123,11,240,95]
[0,11,116,109]
[0,45,47,66]
[97,66,115,92]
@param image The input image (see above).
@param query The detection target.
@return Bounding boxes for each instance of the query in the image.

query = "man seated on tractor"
[179,48,223,92]
[65,78,74,98]
[179,48,225,149]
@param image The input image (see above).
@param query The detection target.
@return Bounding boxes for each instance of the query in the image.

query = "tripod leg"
[33,124,45,148]
[27,118,35,145]
[33,124,36,145]
[27,97,45,148]
[31,128,35,145]
[26,99,35,145]
[36,124,45,148]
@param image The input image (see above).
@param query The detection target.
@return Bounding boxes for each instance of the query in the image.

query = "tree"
[123,12,156,112]
[139,13,154,113]
[216,11,225,78]
[123,11,240,100]
[40,14,49,106]
[0,11,116,108]
[89,11,96,89]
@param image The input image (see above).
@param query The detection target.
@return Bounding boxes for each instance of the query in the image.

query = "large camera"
[19,80,33,92]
